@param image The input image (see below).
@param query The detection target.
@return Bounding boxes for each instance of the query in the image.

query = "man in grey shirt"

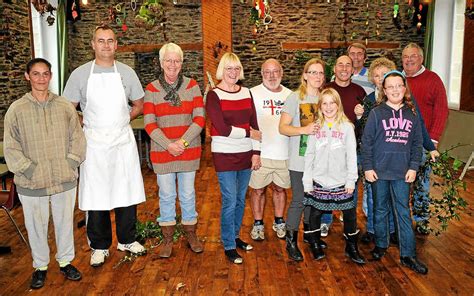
[63,24,146,267]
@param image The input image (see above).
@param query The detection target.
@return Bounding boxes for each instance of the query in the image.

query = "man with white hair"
[402,42,448,234]
[249,59,292,241]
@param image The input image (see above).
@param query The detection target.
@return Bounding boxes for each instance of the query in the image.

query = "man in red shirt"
[402,42,448,234]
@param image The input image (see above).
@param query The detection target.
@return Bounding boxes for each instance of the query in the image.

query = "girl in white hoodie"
[302,87,365,264]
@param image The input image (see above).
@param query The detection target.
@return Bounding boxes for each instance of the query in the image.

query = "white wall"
[30,0,59,94]
[431,0,465,110]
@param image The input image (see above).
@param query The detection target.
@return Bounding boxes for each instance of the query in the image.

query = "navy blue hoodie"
[361,102,423,180]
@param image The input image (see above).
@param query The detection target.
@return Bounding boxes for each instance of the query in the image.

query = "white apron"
[79,61,145,211]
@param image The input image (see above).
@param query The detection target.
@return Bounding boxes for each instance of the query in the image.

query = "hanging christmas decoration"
[135,0,165,29]
[249,0,272,35]
[31,0,57,26]
[364,1,369,45]
[392,1,403,31]
[416,3,423,32]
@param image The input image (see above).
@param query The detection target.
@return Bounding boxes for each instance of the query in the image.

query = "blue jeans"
[157,171,198,225]
[372,179,416,257]
[366,181,395,234]
[217,169,251,250]
[413,151,431,222]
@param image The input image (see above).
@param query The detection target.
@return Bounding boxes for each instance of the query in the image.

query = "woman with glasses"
[359,58,438,246]
[362,70,428,274]
[144,42,205,258]
[206,52,261,264]
[278,58,326,261]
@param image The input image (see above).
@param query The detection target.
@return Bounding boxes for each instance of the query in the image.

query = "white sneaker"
[117,241,146,255]
[90,249,109,267]
[250,224,265,241]
[272,222,286,239]
[321,224,329,237]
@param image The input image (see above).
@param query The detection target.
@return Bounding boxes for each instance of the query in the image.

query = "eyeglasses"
[163,59,183,65]
[306,71,324,76]
[225,66,241,72]
[384,84,406,91]
[262,70,281,76]
[402,54,419,60]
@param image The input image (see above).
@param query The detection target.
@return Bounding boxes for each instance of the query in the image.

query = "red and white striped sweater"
[143,77,205,174]
[206,86,260,172]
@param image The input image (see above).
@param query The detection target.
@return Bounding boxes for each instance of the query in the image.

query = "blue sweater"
[364,92,435,152]
[361,102,423,180]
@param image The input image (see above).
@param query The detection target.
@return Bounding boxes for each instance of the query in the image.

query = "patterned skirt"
[303,182,356,211]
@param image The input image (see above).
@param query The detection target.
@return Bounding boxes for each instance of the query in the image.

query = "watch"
[181,138,189,148]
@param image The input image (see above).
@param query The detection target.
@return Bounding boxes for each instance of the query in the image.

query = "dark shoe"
[0,246,12,254]
[318,239,327,249]
[415,220,430,235]
[60,264,82,281]
[371,246,387,260]
[30,270,47,289]
[285,230,303,261]
[344,232,366,264]
[306,230,325,260]
[235,238,253,251]
[224,249,243,264]
[390,233,399,245]
[360,232,374,244]
[400,256,428,274]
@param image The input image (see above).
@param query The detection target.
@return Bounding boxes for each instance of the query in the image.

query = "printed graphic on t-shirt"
[299,103,318,156]
[262,99,285,116]
[382,109,413,145]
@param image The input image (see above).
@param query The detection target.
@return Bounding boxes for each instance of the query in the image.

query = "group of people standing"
[3,23,448,290]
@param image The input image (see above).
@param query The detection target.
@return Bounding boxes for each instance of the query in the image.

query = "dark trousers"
[87,205,137,250]
[308,206,357,234]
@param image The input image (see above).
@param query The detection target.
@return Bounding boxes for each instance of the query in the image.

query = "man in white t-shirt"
[249,59,292,241]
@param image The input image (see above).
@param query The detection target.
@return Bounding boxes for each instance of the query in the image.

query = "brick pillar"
[202,0,232,88]
[202,0,233,139]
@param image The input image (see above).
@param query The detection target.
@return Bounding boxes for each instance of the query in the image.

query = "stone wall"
[232,0,425,90]
[67,0,203,89]
[0,0,32,119]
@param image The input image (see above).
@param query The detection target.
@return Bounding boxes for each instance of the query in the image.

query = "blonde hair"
[297,58,325,100]
[159,42,184,62]
[368,57,396,85]
[317,88,351,128]
[216,52,244,80]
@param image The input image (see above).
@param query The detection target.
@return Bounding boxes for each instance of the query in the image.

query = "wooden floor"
[1,140,473,295]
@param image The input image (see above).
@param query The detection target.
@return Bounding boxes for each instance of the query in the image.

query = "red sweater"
[326,82,366,124]
[206,86,260,172]
[143,77,205,174]
[406,69,448,141]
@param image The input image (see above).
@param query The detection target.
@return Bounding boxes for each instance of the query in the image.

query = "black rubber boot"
[400,256,428,274]
[371,246,387,260]
[344,232,366,264]
[304,223,327,248]
[285,230,303,261]
[306,230,325,260]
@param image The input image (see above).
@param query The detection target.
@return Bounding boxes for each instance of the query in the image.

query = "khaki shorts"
[249,158,291,189]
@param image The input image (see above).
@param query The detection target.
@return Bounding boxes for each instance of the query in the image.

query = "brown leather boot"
[183,224,203,253]
[159,225,174,258]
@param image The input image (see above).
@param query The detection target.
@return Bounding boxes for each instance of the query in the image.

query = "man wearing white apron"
[63,25,146,267]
